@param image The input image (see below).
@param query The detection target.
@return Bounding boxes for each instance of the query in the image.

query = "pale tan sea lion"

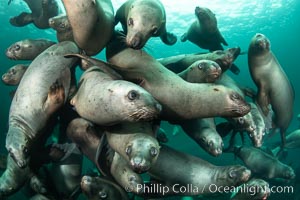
[106,32,250,121]
[6,39,56,60]
[248,33,294,148]
[181,6,228,51]
[2,64,28,85]
[157,47,241,74]
[115,0,177,49]
[6,41,79,168]
[178,59,222,83]
[9,0,59,29]
[70,66,162,126]
[61,0,114,55]
[48,14,74,42]
[105,122,160,173]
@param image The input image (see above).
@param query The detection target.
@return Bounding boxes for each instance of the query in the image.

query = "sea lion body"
[48,15,74,42]
[9,0,59,29]
[62,0,114,55]
[145,145,251,196]
[106,33,250,120]
[81,176,129,200]
[181,6,228,51]
[6,41,79,168]
[248,33,294,147]
[105,122,160,173]
[178,59,221,83]
[157,47,240,73]
[2,64,28,85]
[115,0,177,49]
[234,146,295,180]
[6,39,56,60]
[70,66,162,126]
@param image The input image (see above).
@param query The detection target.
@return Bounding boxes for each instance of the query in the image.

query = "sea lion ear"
[229,170,237,178]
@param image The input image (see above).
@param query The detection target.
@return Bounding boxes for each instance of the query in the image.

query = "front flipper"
[43,80,65,114]
[180,32,188,42]
[9,12,34,27]
[30,174,47,194]
[256,89,270,116]
[229,64,240,75]
[161,31,177,45]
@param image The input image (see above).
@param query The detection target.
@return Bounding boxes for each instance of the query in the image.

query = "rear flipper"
[161,31,177,45]
[10,12,34,27]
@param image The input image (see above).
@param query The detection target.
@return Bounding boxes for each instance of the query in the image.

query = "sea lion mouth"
[129,104,161,121]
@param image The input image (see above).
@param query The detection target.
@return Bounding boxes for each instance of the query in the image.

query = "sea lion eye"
[238,117,244,124]
[128,18,134,26]
[98,191,107,199]
[229,170,236,178]
[152,27,158,35]
[208,141,213,147]
[11,69,16,74]
[127,90,139,100]
[198,63,204,70]
[230,93,241,100]
[59,23,66,28]
[126,146,132,156]
[150,147,158,157]
[14,45,20,51]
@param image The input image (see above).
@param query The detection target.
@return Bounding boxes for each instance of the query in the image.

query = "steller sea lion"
[81,176,129,200]
[105,122,160,173]
[70,66,162,126]
[248,33,294,149]
[61,0,114,55]
[180,118,224,157]
[177,60,222,83]
[157,47,241,74]
[106,32,250,121]
[233,146,295,180]
[6,41,79,168]
[115,0,177,49]
[141,144,251,196]
[6,39,56,60]
[9,0,59,29]
[48,14,74,42]
[181,6,228,51]
[2,64,28,85]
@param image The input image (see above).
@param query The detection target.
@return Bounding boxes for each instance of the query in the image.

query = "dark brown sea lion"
[157,47,241,74]
[178,60,222,83]
[48,14,74,42]
[6,41,79,168]
[105,122,160,173]
[70,66,162,126]
[106,32,250,121]
[181,6,228,51]
[233,146,295,180]
[61,0,114,55]
[248,33,294,148]
[115,0,177,49]
[180,118,224,157]
[141,144,251,196]
[2,64,28,85]
[230,178,270,200]
[6,39,56,60]
[81,176,129,200]
[9,0,59,29]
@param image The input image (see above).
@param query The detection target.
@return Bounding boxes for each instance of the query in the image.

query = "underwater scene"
[0,0,300,199]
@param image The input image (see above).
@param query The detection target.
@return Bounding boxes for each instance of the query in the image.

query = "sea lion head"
[120,84,162,122]
[194,6,217,33]
[2,64,27,85]
[227,92,251,117]
[211,47,241,72]
[5,41,25,60]
[197,129,223,157]
[49,15,71,32]
[246,179,270,200]
[250,33,271,53]
[188,60,222,83]
[81,176,128,200]
[126,1,164,49]
[225,165,251,186]
[5,127,30,168]
[125,135,160,173]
